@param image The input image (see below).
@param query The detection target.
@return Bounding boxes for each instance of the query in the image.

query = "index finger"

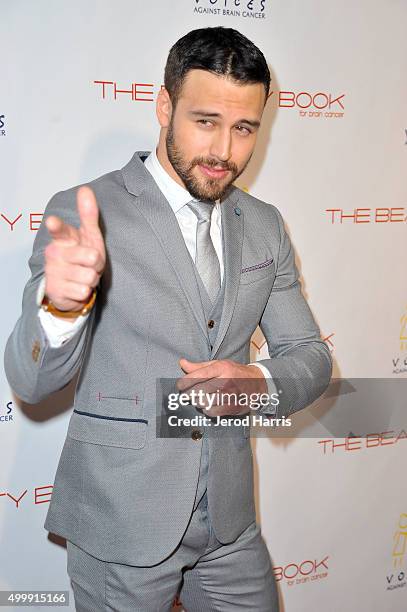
[176,362,220,392]
[45,215,79,244]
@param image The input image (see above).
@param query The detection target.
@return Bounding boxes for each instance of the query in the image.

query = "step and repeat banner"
[1,2,406,610]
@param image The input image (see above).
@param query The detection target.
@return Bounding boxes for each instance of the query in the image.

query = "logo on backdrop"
[93,80,157,102]
[273,556,329,586]
[323,332,335,352]
[0,401,13,424]
[392,306,407,374]
[385,513,407,591]
[0,114,5,136]
[268,91,345,118]
[193,0,268,19]
[325,207,407,224]
[0,212,43,234]
[251,329,334,358]
[0,485,53,508]
[251,337,267,354]
[318,430,407,454]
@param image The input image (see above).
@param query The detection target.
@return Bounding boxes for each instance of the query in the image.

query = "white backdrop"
[1,1,406,610]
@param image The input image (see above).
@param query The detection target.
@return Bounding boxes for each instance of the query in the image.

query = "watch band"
[41,289,97,319]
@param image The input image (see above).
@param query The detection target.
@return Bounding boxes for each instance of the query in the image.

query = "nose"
[209,128,232,163]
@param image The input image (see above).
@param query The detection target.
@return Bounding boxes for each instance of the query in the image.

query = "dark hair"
[164,27,270,108]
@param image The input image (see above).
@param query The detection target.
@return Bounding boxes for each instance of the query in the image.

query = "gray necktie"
[187,200,221,303]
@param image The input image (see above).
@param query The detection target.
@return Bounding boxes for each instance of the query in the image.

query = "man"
[4,27,332,611]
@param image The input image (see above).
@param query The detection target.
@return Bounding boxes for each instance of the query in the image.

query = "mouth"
[198,164,230,179]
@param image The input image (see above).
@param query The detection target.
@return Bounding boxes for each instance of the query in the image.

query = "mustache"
[191,157,238,174]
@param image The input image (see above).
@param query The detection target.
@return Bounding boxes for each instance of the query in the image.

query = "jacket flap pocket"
[67,409,148,449]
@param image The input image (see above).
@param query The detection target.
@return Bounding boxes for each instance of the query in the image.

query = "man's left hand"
[177,358,268,417]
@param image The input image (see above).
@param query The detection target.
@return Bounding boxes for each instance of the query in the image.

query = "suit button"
[208,319,215,329]
[191,429,203,441]
[31,340,41,362]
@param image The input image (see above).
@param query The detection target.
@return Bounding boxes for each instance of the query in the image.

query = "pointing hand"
[44,186,106,314]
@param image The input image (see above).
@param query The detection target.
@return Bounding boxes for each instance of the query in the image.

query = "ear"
[156,87,172,128]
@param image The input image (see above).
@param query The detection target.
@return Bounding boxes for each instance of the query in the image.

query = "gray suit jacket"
[4,151,332,566]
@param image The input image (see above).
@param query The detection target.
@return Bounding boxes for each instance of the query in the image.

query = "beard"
[166,118,250,202]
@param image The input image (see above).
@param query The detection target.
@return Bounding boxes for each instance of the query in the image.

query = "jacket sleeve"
[256,207,332,417]
[4,188,94,404]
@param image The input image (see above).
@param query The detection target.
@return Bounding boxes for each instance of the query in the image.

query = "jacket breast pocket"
[67,408,148,449]
[240,257,275,285]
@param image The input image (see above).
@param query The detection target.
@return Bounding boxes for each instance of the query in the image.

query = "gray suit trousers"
[66,490,279,612]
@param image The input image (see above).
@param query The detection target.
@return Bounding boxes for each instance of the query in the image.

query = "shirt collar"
[144,147,220,214]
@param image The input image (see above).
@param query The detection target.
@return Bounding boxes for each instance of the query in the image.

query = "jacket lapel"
[121,152,209,339]
[211,188,243,358]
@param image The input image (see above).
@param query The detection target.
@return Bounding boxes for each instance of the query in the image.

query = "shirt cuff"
[36,277,89,348]
[248,361,278,415]
[38,308,89,348]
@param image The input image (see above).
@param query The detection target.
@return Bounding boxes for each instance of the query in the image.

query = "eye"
[197,119,213,127]
[235,125,251,135]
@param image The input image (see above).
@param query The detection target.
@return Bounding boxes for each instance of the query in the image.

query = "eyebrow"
[188,110,260,129]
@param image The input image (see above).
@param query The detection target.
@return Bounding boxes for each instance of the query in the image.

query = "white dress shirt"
[38,148,272,383]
